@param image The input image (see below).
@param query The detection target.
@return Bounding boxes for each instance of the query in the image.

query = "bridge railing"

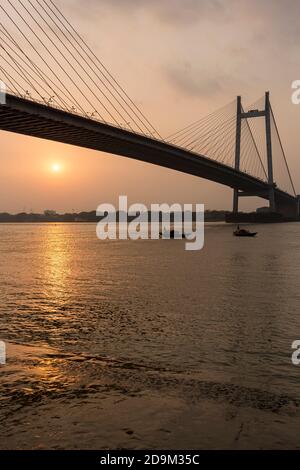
[4,89,166,142]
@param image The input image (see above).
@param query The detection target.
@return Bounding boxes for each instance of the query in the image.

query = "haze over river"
[0,222,300,449]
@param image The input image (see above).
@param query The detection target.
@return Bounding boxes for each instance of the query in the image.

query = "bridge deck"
[0,94,296,205]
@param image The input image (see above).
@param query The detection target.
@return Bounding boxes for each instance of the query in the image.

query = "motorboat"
[160,229,186,239]
[233,226,257,237]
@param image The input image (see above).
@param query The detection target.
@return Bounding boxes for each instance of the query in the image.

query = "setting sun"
[51,163,62,173]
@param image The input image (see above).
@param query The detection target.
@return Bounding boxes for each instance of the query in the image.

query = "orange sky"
[0,0,299,213]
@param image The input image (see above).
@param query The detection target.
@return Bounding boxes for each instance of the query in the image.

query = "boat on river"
[233,226,257,237]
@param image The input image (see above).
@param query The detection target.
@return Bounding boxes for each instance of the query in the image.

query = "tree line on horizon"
[0,209,229,223]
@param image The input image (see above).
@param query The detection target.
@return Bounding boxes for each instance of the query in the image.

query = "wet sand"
[1,342,300,450]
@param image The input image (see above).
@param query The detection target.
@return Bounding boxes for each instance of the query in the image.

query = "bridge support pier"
[233,96,242,213]
[232,91,277,215]
[265,92,276,212]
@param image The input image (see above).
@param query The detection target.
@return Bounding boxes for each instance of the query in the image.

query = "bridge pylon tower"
[233,91,276,213]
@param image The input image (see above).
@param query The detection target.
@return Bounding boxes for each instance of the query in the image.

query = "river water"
[0,222,300,449]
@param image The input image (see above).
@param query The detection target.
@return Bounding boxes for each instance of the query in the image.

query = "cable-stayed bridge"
[0,0,298,218]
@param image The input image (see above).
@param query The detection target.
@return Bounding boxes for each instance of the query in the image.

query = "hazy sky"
[1,0,300,213]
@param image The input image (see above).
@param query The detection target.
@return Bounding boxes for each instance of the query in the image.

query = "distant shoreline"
[0,210,228,223]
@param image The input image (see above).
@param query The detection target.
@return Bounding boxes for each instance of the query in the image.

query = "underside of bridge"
[0,94,298,218]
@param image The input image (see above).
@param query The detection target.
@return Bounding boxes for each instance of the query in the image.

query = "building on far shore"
[256,207,270,213]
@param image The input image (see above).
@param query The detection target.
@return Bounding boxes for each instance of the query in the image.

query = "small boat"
[233,226,257,237]
[160,229,186,239]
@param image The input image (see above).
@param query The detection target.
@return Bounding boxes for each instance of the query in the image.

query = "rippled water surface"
[0,222,300,449]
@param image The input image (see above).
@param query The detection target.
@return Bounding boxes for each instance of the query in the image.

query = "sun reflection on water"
[41,224,73,309]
